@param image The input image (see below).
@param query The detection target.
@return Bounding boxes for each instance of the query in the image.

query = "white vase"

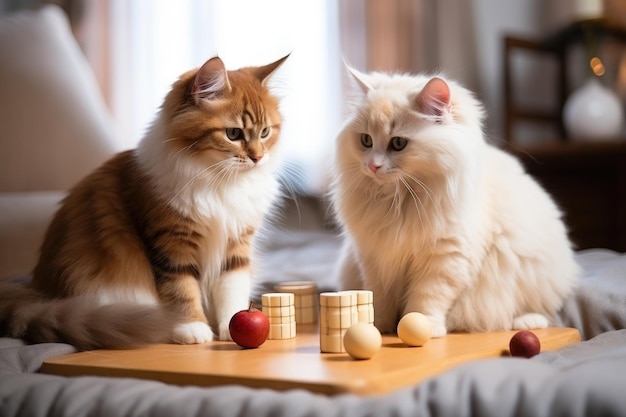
[563,78,624,141]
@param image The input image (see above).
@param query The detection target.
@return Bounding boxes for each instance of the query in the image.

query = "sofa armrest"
[0,192,65,280]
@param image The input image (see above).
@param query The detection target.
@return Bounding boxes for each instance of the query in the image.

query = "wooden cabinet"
[510,141,626,251]
[503,19,626,251]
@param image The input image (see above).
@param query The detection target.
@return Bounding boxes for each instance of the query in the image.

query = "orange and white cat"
[0,55,288,350]
[331,68,579,337]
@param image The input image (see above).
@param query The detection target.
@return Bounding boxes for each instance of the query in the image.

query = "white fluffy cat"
[331,68,579,337]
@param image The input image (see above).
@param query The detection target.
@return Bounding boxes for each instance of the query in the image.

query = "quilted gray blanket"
[1,233,625,417]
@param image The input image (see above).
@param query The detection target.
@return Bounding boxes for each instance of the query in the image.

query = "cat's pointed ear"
[345,62,371,94]
[414,77,451,117]
[254,54,290,85]
[192,57,232,103]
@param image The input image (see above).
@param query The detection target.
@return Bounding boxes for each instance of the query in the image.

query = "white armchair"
[0,5,118,279]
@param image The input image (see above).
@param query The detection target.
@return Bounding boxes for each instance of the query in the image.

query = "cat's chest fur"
[176,172,277,275]
[137,142,279,282]
[180,171,277,231]
[341,178,474,285]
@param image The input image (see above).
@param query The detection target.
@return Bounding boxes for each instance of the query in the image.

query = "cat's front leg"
[402,256,471,338]
[211,230,256,340]
[172,321,214,344]
[212,268,251,340]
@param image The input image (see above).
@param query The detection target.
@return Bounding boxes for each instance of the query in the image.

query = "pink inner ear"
[192,57,230,102]
[415,77,451,116]
[348,66,371,94]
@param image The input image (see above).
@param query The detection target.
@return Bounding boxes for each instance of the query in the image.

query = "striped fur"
[0,55,288,350]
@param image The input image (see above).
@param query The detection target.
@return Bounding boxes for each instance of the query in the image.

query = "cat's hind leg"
[158,273,213,344]
[512,313,550,330]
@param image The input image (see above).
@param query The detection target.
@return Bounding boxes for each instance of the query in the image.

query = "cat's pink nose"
[250,155,263,164]
[368,161,381,173]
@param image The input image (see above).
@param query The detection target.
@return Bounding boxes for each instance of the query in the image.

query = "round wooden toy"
[343,322,382,360]
[397,312,432,347]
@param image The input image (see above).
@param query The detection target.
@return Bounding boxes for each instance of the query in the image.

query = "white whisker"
[399,177,420,214]
[166,159,233,208]
[162,137,182,143]
[276,161,306,225]
[382,179,400,219]
[173,141,197,158]
[404,174,436,206]
[404,174,441,230]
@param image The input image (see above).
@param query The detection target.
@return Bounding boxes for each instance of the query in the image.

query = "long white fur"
[331,70,579,337]
[136,112,281,340]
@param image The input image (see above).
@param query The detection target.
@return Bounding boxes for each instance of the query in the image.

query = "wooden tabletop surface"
[41,325,580,396]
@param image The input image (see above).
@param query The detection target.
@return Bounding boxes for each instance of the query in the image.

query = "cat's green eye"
[260,126,272,139]
[360,133,373,148]
[226,128,244,141]
[390,136,408,151]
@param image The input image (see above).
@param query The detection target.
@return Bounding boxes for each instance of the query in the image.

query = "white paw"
[171,322,213,344]
[427,315,448,338]
[513,313,550,330]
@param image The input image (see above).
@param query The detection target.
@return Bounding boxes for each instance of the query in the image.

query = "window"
[106,0,341,194]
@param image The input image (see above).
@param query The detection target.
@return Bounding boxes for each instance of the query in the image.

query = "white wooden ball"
[343,323,382,360]
[397,312,432,346]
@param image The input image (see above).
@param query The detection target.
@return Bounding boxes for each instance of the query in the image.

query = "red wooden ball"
[509,330,541,358]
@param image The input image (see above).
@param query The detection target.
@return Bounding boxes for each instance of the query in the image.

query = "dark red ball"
[509,330,541,358]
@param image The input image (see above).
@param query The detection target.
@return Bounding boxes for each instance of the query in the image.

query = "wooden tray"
[42,325,580,395]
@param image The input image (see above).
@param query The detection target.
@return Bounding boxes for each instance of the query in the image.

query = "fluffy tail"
[0,283,178,351]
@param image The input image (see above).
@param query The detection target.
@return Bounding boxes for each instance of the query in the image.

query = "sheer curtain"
[79,0,457,194]
[35,0,626,185]
[85,0,342,195]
